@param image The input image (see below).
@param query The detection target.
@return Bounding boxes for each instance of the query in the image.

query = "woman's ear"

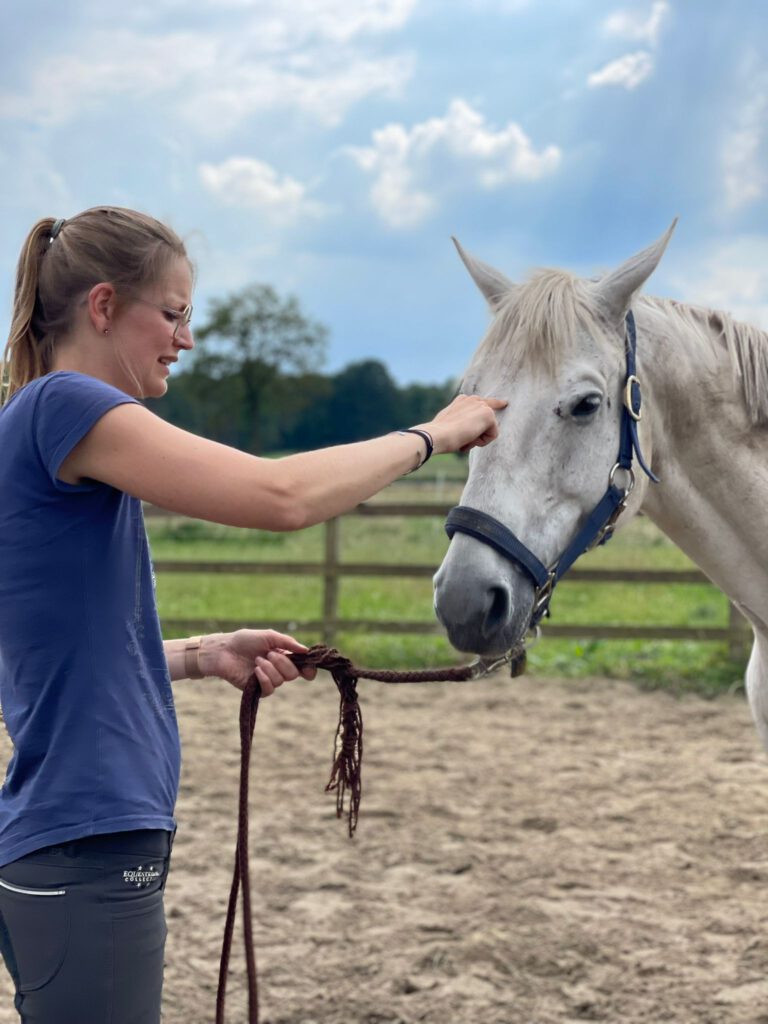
[86,282,118,336]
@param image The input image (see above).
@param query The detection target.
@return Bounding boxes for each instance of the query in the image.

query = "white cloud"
[722,86,768,213]
[199,158,326,222]
[669,237,768,329]
[0,32,217,126]
[178,54,413,135]
[256,0,418,44]
[603,1,670,47]
[0,3,416,135]
[121,0,418,45]
[347,99,561,229]
[587,51,654,90]
[587,3,668,91]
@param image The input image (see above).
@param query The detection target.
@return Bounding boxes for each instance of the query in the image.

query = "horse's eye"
[571,394,602,418]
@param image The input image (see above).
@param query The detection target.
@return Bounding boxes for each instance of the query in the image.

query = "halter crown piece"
[445,310,659,652]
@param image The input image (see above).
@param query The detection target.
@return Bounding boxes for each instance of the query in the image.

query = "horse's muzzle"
[433,539,534,655]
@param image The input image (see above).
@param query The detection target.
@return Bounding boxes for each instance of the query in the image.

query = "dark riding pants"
[0,829,172,1024]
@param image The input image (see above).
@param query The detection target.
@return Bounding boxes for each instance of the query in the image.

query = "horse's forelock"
[477,268,616,374]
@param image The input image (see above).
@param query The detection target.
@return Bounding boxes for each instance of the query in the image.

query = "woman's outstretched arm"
[59,393,505,530]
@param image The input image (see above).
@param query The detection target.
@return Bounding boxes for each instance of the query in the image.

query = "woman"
[0,207,504,1023]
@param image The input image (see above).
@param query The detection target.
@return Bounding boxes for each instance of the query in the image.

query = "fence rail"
[146,503,752,655]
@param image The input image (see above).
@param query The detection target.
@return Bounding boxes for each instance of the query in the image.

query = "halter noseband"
[445,310,659,633]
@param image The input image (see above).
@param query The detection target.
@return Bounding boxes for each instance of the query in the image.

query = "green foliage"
[195,283,328,372]
[266,360,456,450]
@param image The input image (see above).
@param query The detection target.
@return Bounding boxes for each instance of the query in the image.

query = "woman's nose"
[174,326,194,351]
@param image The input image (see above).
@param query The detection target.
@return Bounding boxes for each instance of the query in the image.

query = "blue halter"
[445,310,659,630]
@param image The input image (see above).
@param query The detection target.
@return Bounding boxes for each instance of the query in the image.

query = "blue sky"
[1,0,767,384]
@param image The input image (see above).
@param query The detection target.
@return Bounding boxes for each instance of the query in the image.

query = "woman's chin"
[144,377,169,399]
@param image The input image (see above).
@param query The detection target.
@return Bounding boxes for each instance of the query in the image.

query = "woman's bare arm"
[59,394,505,530]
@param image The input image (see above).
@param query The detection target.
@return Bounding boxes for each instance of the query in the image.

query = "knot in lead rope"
[215,643,518,1024]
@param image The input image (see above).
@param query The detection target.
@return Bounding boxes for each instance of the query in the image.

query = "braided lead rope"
[214,643,526,1023]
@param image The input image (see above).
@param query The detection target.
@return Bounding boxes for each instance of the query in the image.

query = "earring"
[103,329,110,336]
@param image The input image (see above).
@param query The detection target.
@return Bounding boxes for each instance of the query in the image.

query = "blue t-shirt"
[0,371,180,865]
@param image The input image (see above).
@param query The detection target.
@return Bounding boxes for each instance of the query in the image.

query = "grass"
[147,456,750,697]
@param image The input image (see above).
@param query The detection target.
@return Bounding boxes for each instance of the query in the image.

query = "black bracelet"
[395,428,434,471]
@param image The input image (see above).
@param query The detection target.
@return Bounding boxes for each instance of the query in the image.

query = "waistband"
[15,829,174,864]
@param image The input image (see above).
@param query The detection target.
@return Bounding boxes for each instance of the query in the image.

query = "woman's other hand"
[200,629,317,696]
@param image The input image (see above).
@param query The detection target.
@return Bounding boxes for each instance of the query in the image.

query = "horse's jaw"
[433,534,534,655]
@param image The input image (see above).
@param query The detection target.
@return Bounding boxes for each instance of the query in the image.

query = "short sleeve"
[33,372,138,488]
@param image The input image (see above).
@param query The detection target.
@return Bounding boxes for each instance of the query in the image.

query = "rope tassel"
[325,668,363,835]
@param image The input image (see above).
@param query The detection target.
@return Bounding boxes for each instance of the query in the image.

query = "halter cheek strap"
[445,310,659,628]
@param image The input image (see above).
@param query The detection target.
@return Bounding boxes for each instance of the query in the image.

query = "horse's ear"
[592,218,678,322]
[452,237,514,311]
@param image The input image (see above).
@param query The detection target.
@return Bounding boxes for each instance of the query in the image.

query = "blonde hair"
[2,206,190,402]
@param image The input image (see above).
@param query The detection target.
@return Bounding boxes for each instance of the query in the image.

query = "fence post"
[323,518,340,646]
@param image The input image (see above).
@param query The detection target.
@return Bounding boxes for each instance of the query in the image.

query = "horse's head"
[433,223,676,656]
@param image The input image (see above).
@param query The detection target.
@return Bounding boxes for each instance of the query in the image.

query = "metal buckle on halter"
[469,652,512,679]
[592,508,622,548]
[468,624,541,679]
[590,464,636,548]
[623,375,642,421]
[533,570,557,618]
[525,625,542,648]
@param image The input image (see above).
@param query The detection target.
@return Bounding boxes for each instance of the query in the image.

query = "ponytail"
[2,207,189,404]
[2,218,59,402]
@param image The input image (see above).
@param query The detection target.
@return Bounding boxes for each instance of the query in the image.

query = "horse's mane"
[641,295,768,427]
[479,268,768,426]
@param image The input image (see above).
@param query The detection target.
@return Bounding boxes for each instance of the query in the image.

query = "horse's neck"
[638,304,768,636]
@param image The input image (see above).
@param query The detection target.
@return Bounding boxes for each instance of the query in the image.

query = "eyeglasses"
[131,297,193,340]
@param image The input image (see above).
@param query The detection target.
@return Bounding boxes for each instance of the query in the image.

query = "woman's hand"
[200,629,317,696]
[417,394,507,455]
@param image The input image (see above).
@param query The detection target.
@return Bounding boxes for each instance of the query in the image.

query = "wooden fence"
[147,503,752,657]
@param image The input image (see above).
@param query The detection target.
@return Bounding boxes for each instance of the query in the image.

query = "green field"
[148,454,749,697]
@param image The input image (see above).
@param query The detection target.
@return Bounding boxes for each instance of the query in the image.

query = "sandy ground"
[3,668,768,1024]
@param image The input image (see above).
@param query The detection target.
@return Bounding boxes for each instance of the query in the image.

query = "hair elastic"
[49,218,66,244]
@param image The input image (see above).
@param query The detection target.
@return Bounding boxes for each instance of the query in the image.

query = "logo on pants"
[123,865,161,889]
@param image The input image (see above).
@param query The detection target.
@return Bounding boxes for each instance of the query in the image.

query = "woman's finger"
[254,663,275,697]
[264,650,300,681]
[255,656,286,689]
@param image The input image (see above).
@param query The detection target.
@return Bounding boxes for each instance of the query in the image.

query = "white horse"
[433,223,768,750]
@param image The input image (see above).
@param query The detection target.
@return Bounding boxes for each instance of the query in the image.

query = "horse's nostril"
[483,586,510,637]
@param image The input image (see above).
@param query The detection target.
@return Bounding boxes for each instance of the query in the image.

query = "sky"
[1,0,767,385]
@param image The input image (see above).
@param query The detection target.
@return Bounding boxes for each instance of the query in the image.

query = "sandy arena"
[2,668,768,1024]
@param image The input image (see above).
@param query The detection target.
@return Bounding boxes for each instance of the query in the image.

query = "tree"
[328,360,400,444]
[398,379,456,427]
[191,284,328,453]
